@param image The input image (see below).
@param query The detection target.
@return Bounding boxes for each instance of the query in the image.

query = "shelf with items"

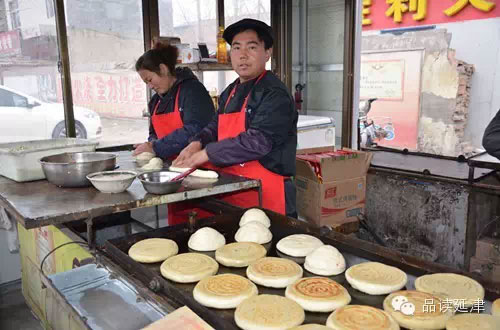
[181,62,233,72]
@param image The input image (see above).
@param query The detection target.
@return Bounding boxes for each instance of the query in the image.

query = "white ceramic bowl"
[86,170,137,193]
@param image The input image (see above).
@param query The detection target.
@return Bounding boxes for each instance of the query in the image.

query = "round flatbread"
[383,290,454,330]
[235,221,273,244]
[187,227,226,252]
[414,273,484,307]
[193,274,258,309]
[326,305,400,330]
[239,208,271,228]
[285,277,351,312]
[276,234,324,257]
[345,262,407,295]
[215,242,267,268]
[493,298,500,316]
[128,238,178,263]
[446,313,499,330]
[290,325,330,330]
[247,257,303,288]
[304,245,346,276]
[235,294,305,330]
[160,253,218,283]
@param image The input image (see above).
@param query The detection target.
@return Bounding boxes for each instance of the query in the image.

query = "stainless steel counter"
[0,151,260,229]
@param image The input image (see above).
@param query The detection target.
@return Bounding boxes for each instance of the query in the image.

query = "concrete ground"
[0,281,42,330]
[97,116,149,148]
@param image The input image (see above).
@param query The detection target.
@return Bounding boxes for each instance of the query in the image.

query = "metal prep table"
[0,151,262,246]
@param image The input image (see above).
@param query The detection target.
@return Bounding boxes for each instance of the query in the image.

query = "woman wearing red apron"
[133,42,215,225]
[173,19,298,217]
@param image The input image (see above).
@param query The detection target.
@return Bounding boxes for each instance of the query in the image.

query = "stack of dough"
[141,157,163,170]
[493,298,500,317]
[134,152,155,166]
[188,227,226,251]
[246,257,303,288]
[128,238,178,263]
[345,262,407,295]
[234,295,305,330]
[215,242,267,267]
[276,234,324,257]
[193,274,258,309]
[445,314,499,330]
[383,290,454,329]
[414,273,484,307]
[326,305,400,330]
[160,253,218,283]
[169,166,219,179]
[285,277,351,312]
[304,245,346,276]
[290,325,331,330]
[239,208,271,227]
[235,221,272,244]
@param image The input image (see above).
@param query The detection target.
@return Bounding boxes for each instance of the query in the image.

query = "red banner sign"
[0,30,21,56]
[362,0,500,31]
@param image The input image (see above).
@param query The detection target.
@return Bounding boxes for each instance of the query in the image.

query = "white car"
[0,85,102,143]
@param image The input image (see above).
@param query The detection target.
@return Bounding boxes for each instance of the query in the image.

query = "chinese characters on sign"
[385,0,427,23]
[57,72,147,118]
[0,31,21,56]
[360,60,404,100]
[363,0,498,29]
[444,0,495,16]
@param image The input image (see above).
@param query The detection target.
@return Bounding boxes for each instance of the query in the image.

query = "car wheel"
[52,121,87,139]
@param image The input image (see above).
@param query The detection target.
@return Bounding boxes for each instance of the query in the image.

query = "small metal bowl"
[87,170,137,193]
[40,152,117,187]
[137,171,183,195]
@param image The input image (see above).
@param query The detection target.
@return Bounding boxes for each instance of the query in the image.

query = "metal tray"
[105,208,499,329]
[0,138,97,182]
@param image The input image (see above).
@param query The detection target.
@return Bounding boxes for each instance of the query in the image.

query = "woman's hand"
[172,141,202,166]
[132,142,154,156]
[174,150,209,168]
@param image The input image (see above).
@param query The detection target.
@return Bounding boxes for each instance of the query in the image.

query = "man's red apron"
[214,71,286,214]
[151,85,214,225]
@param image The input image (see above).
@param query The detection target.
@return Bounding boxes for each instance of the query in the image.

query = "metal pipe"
[54,0,76,138]
[341,0,357,148]
[299,0,308,115]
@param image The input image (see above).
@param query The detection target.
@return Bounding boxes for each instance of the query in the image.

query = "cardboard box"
[475,237,500,263]
[296,147,372,228]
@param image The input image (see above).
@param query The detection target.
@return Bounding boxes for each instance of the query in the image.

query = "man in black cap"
[173,18,298,217]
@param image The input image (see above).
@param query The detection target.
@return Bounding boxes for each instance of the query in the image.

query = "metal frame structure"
[52,0,358,149]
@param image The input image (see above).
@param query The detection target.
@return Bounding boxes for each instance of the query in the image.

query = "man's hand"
[174,150,209,168]
[172,141,202,166]
[132,142,154,156]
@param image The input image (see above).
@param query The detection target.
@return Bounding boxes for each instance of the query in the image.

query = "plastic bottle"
[216,26,228,64]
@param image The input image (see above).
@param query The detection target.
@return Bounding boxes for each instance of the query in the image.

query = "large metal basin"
[39,152,117,187]
[138,171,183,195]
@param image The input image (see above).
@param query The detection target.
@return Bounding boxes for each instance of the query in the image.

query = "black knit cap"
[223,18,274,48]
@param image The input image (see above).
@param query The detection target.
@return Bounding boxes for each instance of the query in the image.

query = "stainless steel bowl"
[138,171,183,195]
[39,152,117,187]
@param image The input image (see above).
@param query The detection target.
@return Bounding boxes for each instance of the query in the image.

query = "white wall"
[440,18,500,149]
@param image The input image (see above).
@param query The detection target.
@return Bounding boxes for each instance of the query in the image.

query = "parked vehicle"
[0,85,102,143]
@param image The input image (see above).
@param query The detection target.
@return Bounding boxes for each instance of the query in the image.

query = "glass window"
[292,0,345,147]
[224,0,271,26]
[360,1,499,157]
[65,0,147,146]
[0,89,15,107]
[159,0,217,53]
[0,0,61,143]
[12,92,27,107]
